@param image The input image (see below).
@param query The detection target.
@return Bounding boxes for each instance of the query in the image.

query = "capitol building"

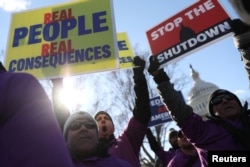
[187,65,219,119]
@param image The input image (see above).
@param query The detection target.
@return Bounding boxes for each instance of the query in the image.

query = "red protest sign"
[146,0,232,67]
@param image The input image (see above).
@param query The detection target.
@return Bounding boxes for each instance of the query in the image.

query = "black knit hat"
[168,128,178,140]
[208,89,242,117]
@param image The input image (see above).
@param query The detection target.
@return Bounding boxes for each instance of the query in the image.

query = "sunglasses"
[211,94,234,106]
[69,121,96,131]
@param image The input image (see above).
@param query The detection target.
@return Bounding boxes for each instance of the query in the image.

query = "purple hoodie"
[108,117,148,167]
[167,149,201,167]
[156,81,248,166]
[0,71,74,167]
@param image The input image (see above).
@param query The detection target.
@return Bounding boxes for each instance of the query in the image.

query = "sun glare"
[59,78,94,113]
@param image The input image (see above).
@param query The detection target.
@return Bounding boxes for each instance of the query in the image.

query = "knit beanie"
[168,128,178,141]
[63,111,99,139]
[208,89,243,117]
[94,111,114,127]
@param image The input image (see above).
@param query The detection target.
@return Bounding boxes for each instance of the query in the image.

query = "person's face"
[95,114,114,139]
[66,118,98,158]
[211,94,241,119]
[177,133,193,149]
[169,135,179,149]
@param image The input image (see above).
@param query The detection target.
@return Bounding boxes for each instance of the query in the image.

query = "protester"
[146,128,176,167]
[147,38,250,166]
[94,56,151,167]
[63,111,133,167]
[146,128,201,167]
[0,62,74,167]
[167,131,201,167]
[168,128,180,150]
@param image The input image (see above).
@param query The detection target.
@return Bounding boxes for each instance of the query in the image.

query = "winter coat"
[108,117,148,167]
[0,71,73,167]
[167,149,200,167]
[156,80,250,166]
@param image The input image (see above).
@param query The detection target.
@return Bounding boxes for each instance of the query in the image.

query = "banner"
[117,32,135,69]
[146,0,232,68]
[148,96,172,127]
[4,0,118,79]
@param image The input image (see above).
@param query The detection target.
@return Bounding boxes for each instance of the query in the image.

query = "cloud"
[233,89,250,101]
[234,89,245,95]
[0,0,31,12]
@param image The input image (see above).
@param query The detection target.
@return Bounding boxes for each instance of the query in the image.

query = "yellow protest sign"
[117,32,135,69]
[4,0,118,79]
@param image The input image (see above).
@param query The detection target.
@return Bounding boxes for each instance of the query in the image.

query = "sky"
[1,0,250,102]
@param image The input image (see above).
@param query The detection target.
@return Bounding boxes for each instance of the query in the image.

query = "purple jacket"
[182,113,246,151]
[0,71,73,167]
[73,155,133,167]
[157,81,248,148]
[156,148,176,166]
[167,149,201,167]
[108,117,148,167]
[156,81,248,166]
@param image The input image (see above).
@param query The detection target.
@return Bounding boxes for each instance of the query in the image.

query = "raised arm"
[132,56,151,125]
[148,56,193,124]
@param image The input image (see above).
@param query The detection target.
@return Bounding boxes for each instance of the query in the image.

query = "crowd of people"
[1,16,250,167]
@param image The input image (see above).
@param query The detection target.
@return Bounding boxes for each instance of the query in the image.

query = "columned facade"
[187,65,219,119]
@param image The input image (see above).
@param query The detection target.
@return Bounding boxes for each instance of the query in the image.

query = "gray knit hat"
[63,111,98,139]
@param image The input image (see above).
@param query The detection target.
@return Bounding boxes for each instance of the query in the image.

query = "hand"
[148,55,161,76]
[133,56,146,69]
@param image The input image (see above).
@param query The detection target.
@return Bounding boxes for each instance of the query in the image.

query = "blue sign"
[148,96,172,127]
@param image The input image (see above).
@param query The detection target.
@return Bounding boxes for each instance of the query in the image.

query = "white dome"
[187,65,219,118]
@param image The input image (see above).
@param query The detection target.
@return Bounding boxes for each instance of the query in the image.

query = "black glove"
[132,56,151,125]
[230,19,250,49]
[148,56,161,76]
[133,56,146,68]
[146,128,160,152]
[133,56,146,77]
[148,55,170,84]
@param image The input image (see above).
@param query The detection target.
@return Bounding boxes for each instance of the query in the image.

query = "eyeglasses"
[211,94,234,106]
[69,121,96,131]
